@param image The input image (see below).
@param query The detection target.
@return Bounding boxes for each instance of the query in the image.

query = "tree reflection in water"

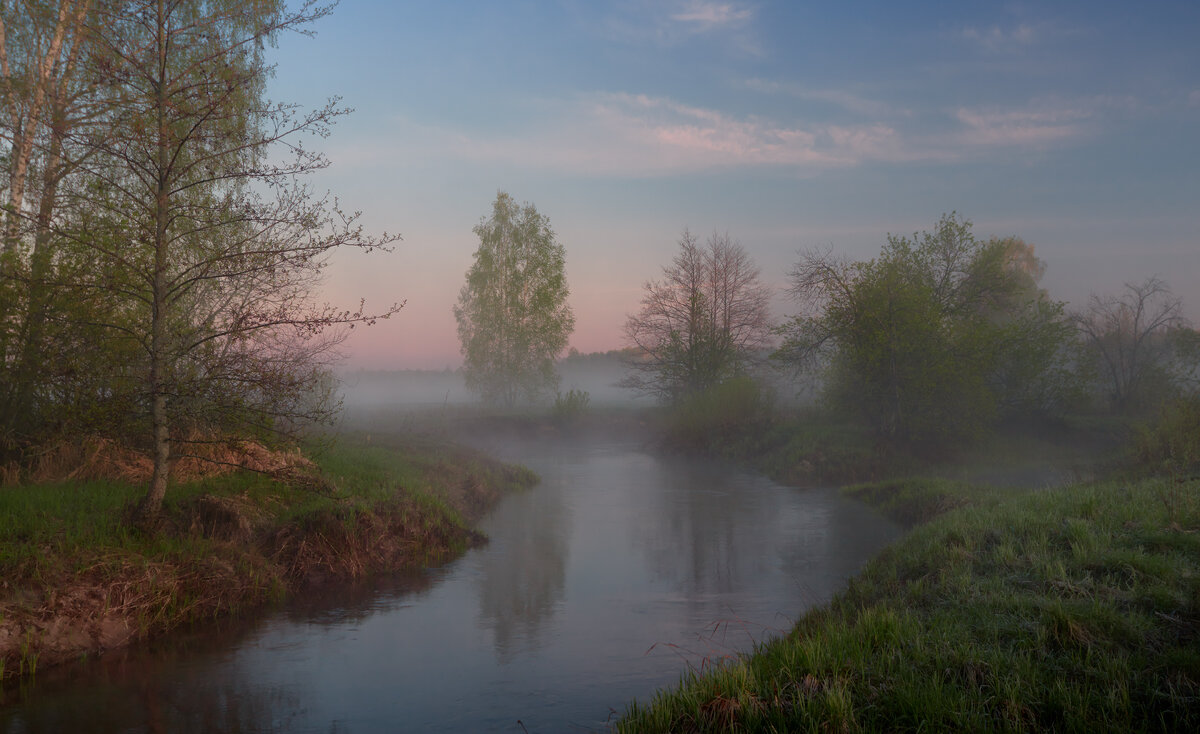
[3,657,303,734]
[475,457,570,663]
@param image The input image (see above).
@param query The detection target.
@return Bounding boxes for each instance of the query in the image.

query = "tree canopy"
[776,213,1075,450]
[0,0,398,519]
[454,191,574,406]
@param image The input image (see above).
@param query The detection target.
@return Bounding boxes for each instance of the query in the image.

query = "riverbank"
[653,383,1121,489]
[617,473,1200,731]
[0,433,536,684]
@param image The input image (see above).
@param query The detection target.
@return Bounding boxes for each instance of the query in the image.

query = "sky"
[265,0,1200,370]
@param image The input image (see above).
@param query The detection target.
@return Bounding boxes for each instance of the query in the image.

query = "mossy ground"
[617,475,1200,732]
[0,432,535,683]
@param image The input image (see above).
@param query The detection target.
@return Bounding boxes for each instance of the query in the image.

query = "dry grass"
[1,434,317,487]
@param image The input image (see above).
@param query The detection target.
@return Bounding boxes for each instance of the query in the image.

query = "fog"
[337,359,653,415]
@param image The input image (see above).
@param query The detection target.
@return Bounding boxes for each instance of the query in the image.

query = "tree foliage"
[777,213,1075,450]
[0,0,399,519]
[0,0,99,440]
[454,191,574,406]
[623,229,772,403]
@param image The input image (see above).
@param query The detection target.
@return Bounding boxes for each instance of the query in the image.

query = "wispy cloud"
[745,78,905,119]
[592,0,762,56]
[353,93,915,178]
[578,92,925,172]
[335,94,1109,180]
[953,100,1094,147]
[959,22,1037,53]
[670,1,754,31]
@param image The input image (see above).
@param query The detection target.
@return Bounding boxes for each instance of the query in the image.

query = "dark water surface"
[1,433,901,733]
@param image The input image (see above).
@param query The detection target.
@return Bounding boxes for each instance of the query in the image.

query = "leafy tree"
[0,0,99,442]
[1074,277,1192,414]
[623,229,772,403]
[94,0,401,520]
[777,213,1074,449]
[454,191,574,406]
[0,0,401,519]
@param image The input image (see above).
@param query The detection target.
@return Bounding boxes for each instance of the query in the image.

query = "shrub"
[552,389,590,422]
[1132,396,1200,474]
[666,376,772,453]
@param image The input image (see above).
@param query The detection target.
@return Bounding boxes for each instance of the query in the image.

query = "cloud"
[953,101,1093,147]
[745,78,905,119]
[959,22,1037,53]
[670,1,754,31]
[575,92,923,172]
[358,93,916,178]
[592,1,762,56]
[332,93,1109,182]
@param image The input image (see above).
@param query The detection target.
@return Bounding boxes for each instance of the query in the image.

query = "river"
[1,431,901,733]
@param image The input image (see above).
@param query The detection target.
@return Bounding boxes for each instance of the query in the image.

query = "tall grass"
[618,477,1200,732]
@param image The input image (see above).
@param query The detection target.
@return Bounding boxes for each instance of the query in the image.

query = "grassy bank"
[617,475,1200,732]
[0,433,536,683]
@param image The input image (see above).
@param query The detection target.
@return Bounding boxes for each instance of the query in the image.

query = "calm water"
[1,433,901,733]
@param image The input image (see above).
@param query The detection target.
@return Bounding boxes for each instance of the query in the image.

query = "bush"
[1132,396,1200,474]
[665,377,772,453]
[552,389,590,422]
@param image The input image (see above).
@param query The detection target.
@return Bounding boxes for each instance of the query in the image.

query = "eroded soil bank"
[0,433,536,683]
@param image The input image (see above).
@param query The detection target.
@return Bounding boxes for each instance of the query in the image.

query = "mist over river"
[1,430,900,733]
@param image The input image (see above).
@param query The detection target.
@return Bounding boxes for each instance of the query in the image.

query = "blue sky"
[267,0,1200,369]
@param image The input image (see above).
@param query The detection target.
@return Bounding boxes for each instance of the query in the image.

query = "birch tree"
[64,0,400,521]
[0,0,103,436]
[454,191,574,406]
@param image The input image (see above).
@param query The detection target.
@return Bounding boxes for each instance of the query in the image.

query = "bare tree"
[1074,276,1190,413]
[772,245,858,378]
[623,229,772,402]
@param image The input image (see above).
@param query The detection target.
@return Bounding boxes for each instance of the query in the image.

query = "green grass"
[0,432,536,682]
[753,417,894,485]
[840,477,1012,527]
[617,476,1200,732]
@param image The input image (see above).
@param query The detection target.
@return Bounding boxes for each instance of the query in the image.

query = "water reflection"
[476,462,570,662]
[634,457,776,597]
[4,682,303,734]
[2,634,307,734]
